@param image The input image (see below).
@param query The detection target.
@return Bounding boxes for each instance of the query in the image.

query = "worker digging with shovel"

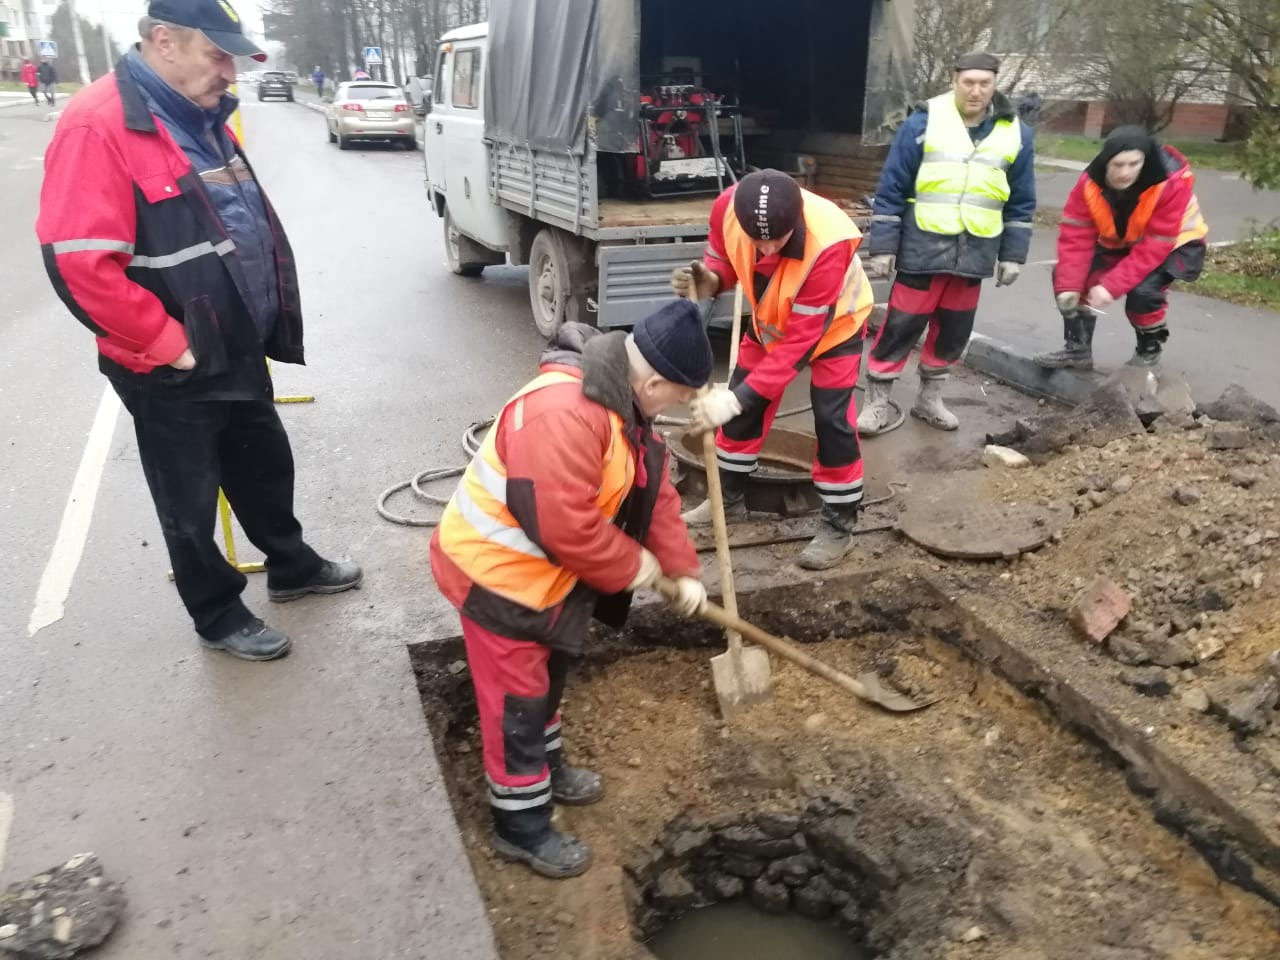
[672,169,876,570]
[429,302,713,879]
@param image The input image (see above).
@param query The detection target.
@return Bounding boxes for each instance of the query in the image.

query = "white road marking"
[28,385,121,636]
[0,792,13,873]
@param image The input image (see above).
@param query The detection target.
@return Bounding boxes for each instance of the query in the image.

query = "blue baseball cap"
[148,0,267,62]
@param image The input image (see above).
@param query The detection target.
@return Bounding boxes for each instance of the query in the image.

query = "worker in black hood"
[1037,126,1209,370]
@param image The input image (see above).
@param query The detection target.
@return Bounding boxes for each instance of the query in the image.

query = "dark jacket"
[37,61,56,84]
[36,55,304,401]
[868,92,1037,278]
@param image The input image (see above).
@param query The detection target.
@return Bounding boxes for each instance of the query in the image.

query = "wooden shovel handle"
[697,386,742,659]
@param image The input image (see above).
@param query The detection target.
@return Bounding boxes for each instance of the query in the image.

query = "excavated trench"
[411,573,1280,959]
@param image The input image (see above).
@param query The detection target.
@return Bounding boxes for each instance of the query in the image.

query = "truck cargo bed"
[597,196,717,229]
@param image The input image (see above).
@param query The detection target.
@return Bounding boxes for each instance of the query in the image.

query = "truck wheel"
[444,207,486,278]
[528,228,593,339]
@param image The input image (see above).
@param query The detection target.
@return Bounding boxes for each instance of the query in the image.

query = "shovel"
[655,576,938,713]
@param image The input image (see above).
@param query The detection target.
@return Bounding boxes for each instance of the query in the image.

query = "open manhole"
[412,574,1280,959]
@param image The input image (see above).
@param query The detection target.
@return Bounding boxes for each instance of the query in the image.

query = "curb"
[963,331,1101,405]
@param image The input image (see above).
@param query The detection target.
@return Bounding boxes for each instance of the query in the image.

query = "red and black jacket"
[36,58,304,399]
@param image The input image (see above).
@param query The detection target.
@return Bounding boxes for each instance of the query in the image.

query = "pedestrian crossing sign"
[39,39,58,58]
[363,46,383,65]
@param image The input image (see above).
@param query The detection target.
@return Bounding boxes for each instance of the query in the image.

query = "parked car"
[258,70,294,102]
[325,81,416,150]
[285,70,299,84]
[404,76,433,117]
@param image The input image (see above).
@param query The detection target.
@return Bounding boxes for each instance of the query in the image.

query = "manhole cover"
[899,488,1072,560]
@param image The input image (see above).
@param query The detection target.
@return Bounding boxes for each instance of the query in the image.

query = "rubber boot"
[681,468,748,527]
[797,503,859,571]
[491,806,592,879]
[856,378,898,436]
[1126,328,1167,368]
[547,748,604,806]
[1033,310,1095,370]
[910,377,959,431]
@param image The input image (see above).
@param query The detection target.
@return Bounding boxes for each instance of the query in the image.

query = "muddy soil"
[415,586,1279,959]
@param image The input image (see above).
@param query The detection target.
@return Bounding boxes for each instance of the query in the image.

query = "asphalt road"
[0,94,511,959]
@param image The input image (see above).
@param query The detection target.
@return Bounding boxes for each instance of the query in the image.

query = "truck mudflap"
[594,242,742,330]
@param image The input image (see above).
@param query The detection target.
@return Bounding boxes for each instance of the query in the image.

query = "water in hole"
[646,901,868,960]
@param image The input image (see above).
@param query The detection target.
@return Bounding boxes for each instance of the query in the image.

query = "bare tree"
[910,0,993,100]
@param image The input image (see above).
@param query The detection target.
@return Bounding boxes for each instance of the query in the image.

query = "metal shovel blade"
[710,644,773,720]
[853,671,942,713]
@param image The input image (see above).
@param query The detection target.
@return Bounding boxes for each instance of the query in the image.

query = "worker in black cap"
[671,169,875,570]
[861,51,1037,434]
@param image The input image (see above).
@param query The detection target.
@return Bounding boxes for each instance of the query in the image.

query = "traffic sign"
[362,46,383,65]
[38,39,58,58]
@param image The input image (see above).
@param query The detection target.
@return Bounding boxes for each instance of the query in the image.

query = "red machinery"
[631,83,745,197]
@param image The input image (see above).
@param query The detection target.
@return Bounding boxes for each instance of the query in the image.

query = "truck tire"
[444,207,487,278]
[528,227,592,340]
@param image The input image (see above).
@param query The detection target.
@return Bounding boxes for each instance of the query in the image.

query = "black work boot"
[681,468,749,527]
[797,503,859,571]
[201,618,292,661]
[491,806,592,879]
[1034,310,1095,370]
[268,559,363,602]
[1126,328,1168,368]
[547,749,605,806]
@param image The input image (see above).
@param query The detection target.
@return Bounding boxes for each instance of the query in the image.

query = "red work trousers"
[715,333,865,508]
[867,272,982,381]
[460,614,569,815]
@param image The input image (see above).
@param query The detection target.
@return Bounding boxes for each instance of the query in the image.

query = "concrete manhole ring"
[898,498,1073,560]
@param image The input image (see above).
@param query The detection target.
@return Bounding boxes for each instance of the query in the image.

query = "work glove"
[867,254,896,278]
[996,261,1021,287]
[1055,291,1081,314]
[689,386,743,433]
[670,260,722,301]
[668,576,708,618]
[626,547,662,593]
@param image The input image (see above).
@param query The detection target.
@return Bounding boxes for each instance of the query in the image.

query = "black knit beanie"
[733,169,803,241]
[632,299,713,387]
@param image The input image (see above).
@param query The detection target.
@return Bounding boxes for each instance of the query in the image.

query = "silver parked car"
[325,81,416,150]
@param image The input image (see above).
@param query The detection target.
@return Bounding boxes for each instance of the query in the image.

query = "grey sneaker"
[268,559,363,603]
[492,829,592,879]
[201,619,291,661]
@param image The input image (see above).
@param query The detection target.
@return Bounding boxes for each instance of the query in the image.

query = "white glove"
[669,576,707,618]
[626,547,661,592]
[996,261,1021,287]
[867,254,896,277]
[689,386,743,432]
[1055,291,1080,314]
[670,260,722,300]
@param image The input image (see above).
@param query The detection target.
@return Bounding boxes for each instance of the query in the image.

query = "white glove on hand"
[669,576,707,618]
[670,260,722,300]
[689,386,743,432]
[1055,291,1081,314]
[996,261,1021,287]
[626,547,662,592]
[867,254,896,278]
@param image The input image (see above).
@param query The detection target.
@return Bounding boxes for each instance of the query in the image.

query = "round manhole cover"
[899,493,1072,560]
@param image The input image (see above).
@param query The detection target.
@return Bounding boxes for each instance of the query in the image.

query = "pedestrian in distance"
[672,169,875,570]
[311,65,324,98]
[36,0,361,661]
[38,58,57,105]
[860,51,1037,435]
[430,303,712,879]
[352,67,369,80]
[21,58,39,103]
[1035,126,1208,371]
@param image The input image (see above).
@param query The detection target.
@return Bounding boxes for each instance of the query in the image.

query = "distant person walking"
[38,58,57,105]
[311,65,325,97]
[21,58,39,103]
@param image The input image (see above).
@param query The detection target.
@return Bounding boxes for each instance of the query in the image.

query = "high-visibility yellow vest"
[436,370,635,612]
[722,188,873,358]
[913,92,1022,238]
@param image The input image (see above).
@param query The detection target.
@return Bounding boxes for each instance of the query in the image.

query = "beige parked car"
[325,81,416,150]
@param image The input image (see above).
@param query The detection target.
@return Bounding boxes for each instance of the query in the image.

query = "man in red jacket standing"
[430,304,711,879]
[1037,127,1208,370]
[21,58,39,104]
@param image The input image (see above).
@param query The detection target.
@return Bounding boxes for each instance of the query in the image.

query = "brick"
[1070,577,1131,644]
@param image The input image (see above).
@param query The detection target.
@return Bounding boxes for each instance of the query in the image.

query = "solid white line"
[0,792,13,873]
[28,385,121,637]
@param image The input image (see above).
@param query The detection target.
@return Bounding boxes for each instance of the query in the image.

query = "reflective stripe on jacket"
[914,92,1022,239]
[437,370,635,613]
[1081,177,1208,250]
[722,189,873,360]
